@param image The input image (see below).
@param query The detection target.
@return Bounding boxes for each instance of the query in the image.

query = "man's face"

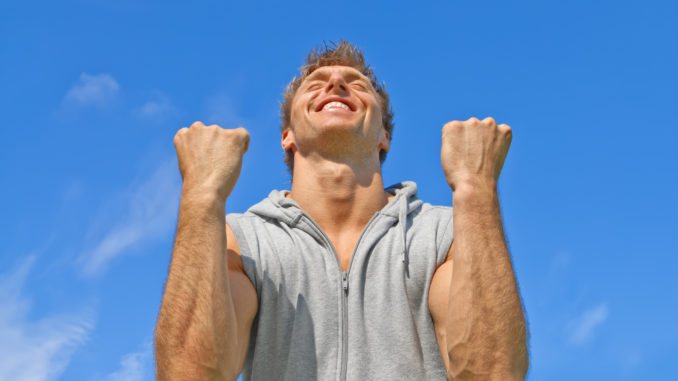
[284,65,389,159]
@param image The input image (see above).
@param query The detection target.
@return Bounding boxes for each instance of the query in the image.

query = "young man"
[155,41,528,381]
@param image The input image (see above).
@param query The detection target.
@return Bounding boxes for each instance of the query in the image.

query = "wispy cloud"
[106,343,152,381]
[204,93,246,128]
[79,160,182,277]
[622,348,643,372]
[0,256,95,381]
[62,73,120,107]
[567,303,609,345]
[134,90,179,121]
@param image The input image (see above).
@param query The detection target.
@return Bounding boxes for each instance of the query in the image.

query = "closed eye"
[305,82,323,91]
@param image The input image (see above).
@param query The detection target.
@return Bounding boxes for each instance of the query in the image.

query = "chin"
[315,117,361,130]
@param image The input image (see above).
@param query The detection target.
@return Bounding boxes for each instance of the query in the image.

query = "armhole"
[226,214,260,296]
[435,207,454,266]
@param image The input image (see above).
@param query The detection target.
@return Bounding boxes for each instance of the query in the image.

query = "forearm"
[445,184,528,380]
[155,188,238,381]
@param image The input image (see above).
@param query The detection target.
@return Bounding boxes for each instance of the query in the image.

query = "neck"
[289,154,390,236]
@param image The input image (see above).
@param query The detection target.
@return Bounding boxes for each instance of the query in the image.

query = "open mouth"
[315,97,356,112]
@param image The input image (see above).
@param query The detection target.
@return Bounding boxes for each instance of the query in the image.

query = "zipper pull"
[342,272,349,294]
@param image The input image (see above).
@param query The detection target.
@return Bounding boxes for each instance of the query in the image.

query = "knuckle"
[499,124,513,141]
[174,127,188,141]
[240,130,250,145]
[222,127,249,144]
[237,128,250,152]
[236,127,250,137]
[190,121,205,128]
[443,120,461,132]
[208,124,222,133]
[483,116,496,125]
[233,127,250,142]
[467,117,480,124]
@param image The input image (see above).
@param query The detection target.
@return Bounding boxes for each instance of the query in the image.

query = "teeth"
[322,101,350,111]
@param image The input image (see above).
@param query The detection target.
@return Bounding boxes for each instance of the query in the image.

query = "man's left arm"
[429,117,528,381]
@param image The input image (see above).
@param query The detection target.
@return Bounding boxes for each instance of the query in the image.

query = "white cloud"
[106,343,152,381]
[63,73,119,107]
[135,91,178,121]
[567,303,608,345]
[79,159,182,277]
[0,256,95,381]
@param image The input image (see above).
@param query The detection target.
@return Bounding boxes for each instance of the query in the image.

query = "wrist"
[181,184,226,208]
[450,178,497,199]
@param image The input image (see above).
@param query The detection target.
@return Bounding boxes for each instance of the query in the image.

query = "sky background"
[1,0,676,380]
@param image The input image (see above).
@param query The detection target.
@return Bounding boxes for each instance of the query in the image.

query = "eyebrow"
[304,68,369,84]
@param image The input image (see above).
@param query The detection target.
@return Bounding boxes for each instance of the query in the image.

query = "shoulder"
[411,202,453,234]
[417,203,453,219]
[410,203,454,266]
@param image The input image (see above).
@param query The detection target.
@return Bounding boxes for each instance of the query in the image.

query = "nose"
[324,71,349,95]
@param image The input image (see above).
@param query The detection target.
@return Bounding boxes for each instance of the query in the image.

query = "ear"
[282,128,297,152]
[377,129,390,153]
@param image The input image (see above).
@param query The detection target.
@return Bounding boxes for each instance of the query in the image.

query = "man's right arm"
[155,122,256,381]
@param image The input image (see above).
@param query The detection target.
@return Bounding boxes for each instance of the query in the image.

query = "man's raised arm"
[155,121,257,381]
[429,117,528,381]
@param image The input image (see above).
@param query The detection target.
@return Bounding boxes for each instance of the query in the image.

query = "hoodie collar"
[248,181,422,266]
[249,181,421,223]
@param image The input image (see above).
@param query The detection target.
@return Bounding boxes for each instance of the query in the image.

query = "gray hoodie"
[226,181,454,380]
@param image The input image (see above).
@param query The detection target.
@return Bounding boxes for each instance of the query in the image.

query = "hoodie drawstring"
[398,193,408,264]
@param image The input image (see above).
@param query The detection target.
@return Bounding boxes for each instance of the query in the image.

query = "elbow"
[154,325,239,381]
[495,326,529,380]
[512,319,530,379]
[497,338,530,381]
[513,340,530,380]
[445,340,529,381]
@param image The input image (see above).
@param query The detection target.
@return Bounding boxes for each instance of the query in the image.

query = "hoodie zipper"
[340,271,349,380]
[301,212,381,381]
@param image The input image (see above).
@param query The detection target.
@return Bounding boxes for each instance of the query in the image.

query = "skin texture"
[154,65,528,380]
[429,117,529,380]
[282,66,393,270]
[155,122,257,381]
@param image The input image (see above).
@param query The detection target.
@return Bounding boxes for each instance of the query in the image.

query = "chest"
[242,215,450,381]
[255,218,441,308]
[327,231,363,273]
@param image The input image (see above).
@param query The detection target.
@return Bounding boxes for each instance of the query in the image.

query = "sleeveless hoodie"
[226,181,454,380]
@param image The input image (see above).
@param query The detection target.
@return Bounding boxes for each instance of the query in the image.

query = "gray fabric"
[226,181,454,380]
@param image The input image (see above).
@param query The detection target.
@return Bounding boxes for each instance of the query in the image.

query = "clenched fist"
[441,117,512,193]
[174,121,250,201]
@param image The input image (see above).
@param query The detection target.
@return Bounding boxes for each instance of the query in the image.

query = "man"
[155,41,528,381]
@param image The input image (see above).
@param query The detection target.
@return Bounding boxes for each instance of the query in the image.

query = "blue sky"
[1,0,676,380]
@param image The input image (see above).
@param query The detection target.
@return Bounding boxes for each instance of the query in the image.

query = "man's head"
[279,41,394,174]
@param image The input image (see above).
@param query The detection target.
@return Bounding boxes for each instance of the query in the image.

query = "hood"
[248,181,423,264]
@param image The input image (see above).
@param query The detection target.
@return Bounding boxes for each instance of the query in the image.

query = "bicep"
[428,241,454,374]
[226,223,258,373]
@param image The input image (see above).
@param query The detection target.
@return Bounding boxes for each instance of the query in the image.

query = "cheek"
[367,93,383,116]
[293,94,314,117]
[369,100,383,123]
[289,99,305,124]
